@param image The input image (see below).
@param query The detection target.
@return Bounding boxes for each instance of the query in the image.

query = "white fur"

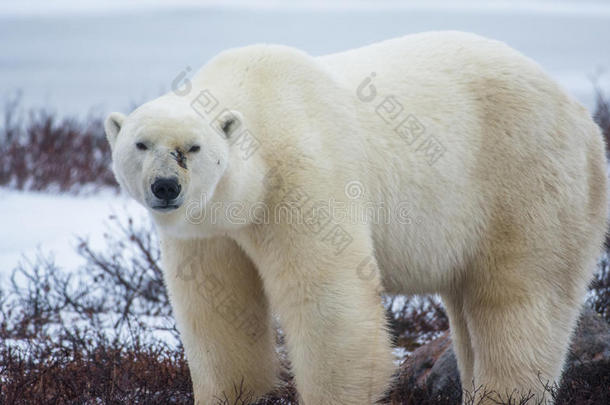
[105,31,608,404]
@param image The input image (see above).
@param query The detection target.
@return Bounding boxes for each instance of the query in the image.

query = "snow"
[0,189,148,279]
[1,1,609,118]
[2,1,610,18]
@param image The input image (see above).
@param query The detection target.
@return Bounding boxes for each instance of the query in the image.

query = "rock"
[400,331,453,388]
[398,307,610,395]
[567,307,610,365]
[426,342,461,396]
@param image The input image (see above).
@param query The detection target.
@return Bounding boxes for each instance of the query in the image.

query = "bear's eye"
[136,142,148,151]
[188,145,201,153]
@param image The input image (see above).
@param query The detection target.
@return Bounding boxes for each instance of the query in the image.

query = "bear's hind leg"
[462,257,585,405]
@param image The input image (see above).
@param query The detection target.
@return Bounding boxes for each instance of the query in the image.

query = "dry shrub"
[0,216,183,404]
[0,94,117,193]
[0,342,192,404]
[590,255,610,322]
[386,295,449,351]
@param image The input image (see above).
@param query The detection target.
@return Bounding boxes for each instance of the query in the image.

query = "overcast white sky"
[2,0,610,17]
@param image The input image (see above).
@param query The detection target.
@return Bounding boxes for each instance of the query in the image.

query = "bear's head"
[104,95,262,237]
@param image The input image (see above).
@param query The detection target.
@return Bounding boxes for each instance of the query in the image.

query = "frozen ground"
[1,0,609,117]
[0,189,147,279]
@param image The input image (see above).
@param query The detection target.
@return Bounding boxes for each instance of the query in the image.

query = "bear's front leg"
[244,227,395,405]
[160,236,279,404]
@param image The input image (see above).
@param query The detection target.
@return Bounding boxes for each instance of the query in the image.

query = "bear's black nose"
[151,177,181,201]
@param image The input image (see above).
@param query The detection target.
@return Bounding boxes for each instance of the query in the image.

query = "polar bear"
[104,31,607,404]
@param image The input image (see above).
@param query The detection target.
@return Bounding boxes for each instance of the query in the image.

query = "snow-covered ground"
[0,189,147,279]
[1,0,609,118]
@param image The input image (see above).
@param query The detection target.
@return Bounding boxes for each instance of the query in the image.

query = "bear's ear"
[215,109,243,138]
[104,112,126,148]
